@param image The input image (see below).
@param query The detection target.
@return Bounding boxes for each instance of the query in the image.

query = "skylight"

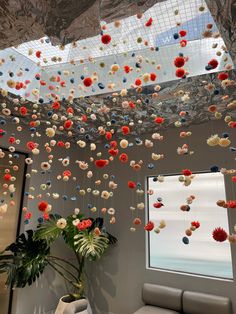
[0,0,233,103]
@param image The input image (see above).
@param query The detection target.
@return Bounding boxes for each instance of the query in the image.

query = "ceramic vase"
[55,295,92,314]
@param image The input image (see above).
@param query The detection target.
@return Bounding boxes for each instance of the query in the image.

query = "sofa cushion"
[134,305,181,314]
[142,283,183,311]
[183,291,232,314]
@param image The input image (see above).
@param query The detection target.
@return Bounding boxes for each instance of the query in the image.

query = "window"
[147,172,233,279]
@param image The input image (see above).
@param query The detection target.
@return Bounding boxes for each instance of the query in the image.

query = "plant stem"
[48,259,78,282]
[47,261,78,289]
[48,255,80,273]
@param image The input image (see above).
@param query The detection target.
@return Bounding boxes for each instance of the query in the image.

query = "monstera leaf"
[74,231,110,260]
[34,214,63,244]
[0,230,50,288]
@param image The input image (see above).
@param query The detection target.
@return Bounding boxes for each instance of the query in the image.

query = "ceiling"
[0,0,235,142]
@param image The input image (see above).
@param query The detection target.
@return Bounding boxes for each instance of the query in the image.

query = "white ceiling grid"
[0,0,233,103]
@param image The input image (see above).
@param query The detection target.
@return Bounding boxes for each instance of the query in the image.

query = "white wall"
[1,119,236,314]
[86,120,236,314]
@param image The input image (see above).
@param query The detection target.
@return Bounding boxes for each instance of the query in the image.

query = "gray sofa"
[134,283,232,314]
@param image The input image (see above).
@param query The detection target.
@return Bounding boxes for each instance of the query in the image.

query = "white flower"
[72,218,80,226]
[77,140,86,148]
[56,218,67,229]
[41,162,51,171]
[9,184,16,193]
[46,127,55,137]
[0,203,8,213]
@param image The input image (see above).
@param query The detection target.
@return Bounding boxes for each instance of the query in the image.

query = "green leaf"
[0,230,50,288]
[74,231,109,260]
[34,214,63,244]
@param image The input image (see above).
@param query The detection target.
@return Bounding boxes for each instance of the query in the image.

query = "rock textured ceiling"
[1,70,236,142]
[0,0,163,49]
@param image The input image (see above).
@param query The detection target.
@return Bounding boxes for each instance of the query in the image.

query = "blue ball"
[123,78,127,83]
[182,236,189,244]
[24,219,29,225]
[38,217,44,223]
[131,53,135,57]
[205,65,212,71]
[98,83,105,89]
[39,98,44,104]
[155,47,159,51]
[148,163,154,169]
[229,147,236,152]
[70,78,74,83]
[214,89,220,95]
[222,132,229,138]
[87,204,92,209]
[62,195,68,201]
[80,75,84,80]
[104,144,110,148]
[153,177,158,182]
[173,33,179,39]
[210,166,219,172]
[76,185,80,190]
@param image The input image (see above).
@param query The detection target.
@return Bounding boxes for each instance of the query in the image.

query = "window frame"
[145,170,234,281]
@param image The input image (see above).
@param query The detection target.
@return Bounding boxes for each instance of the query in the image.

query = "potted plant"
[0,213,117,313]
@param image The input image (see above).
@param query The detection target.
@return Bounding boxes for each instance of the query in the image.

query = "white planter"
[55,295,92,314]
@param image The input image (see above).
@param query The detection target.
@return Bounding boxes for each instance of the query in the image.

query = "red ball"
[232,176,236,182]
[36,51,41,58]
[212,227,228,242]
[26,141,36,150]
[105,132,112,140]
[124,65,131,73]
[4,174,11,181]
[108,148,119,156]
[119,153,128,163]
[57,141,65,147]
[101,34,111,44]
[83,77,93,87]
[191,221,200,228]
[218,72,229,81]
[176,68,185,78]
[150,72,157,81]
[52,101,60,110]
[63,170,71,177]
[135,78,142,86]
[144,221,154,231]
[179,30,187,37]
[38,201,48,212]
[145,17,153,27]
[128,181,136,189]
[182,169,192,176]
[110,140,117,148]
[121,126,130,135]
[154,117,164,124]
[180,39,187,47]
[174,56,185,68]
[95,159,109,168]
[20,106,27,115]
[208,59,218,69]
[64,120,72,129]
